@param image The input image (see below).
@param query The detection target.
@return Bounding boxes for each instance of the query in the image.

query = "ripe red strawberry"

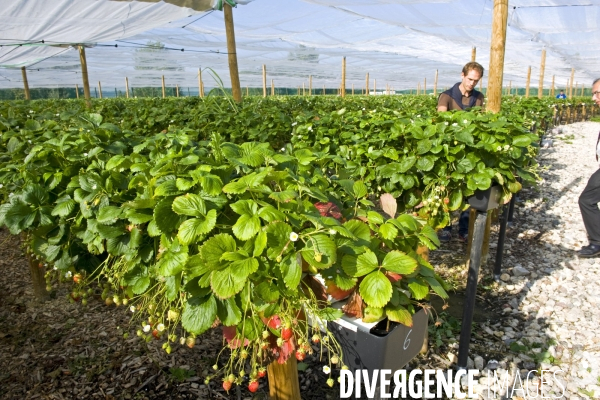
[248,380,259,393]
[152,329,160,339]
[257,368,267,378]
[281,327,293,340]
[222,380,232,392]
[295,350,305,361]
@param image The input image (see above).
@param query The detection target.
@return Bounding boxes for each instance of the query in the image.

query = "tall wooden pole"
[551,75,555,97]
[21,67,31,100]
[486,0,509,113]
[224,3,242,102]
[525,66,531,98]
[176,84,180,97]
[78,45,91,107]
[303,82,306,96]
[341,57,346,98]
[98,81,103,99]
[125,77,130,98]
[198,68,203,98]
[471,46,476,61]
[434,69,438,96]
[569,68,575,99]
[374,79,377,94]
[366,73,369,96]
[508,80,511,95]
[161,75,166,98]
[262,65,267,98]
[417,82,420,95]
[352,83,354,95]
[538,49,546,98]
[309,75,312,95]
[75,84,80,99]
[271,79,274,96]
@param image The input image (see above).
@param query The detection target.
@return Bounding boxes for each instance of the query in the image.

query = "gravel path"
[448,121,600,400]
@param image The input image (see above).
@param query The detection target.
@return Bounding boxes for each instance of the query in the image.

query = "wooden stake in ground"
[162,75,166,98]
[508,80,511,95]
[267,357,302,400]
[551,75,555,97]
[525,66,531,98]
[309,75,312,95]
[374,79,376,94]
[323,84,325,95]
[569,68,575,99]
[424,77,427,94]
[341,57,346,98]
[271,79,274,96]
[176,84,180,97]
[434,69,438,96]
[224,3,242,102]
[21,67,30,100]
[417,82,420,95]
[352,83,354,95]
[98,81,103,99]
[198,68,204,98]
[471,46,476,61]
[303,82,306,96]
[125,77,130,98]
[75,84,80,99]
[538,49,546,99]
[26,248,49,302]
[78,45,91,107]
[366,73,370,96]
[262,65,267,98]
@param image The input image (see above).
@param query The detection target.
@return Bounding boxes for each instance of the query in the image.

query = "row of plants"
[0,108,446,391]
[0,95,593,391]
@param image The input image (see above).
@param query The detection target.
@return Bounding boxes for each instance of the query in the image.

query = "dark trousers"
[443,209,470,236]
[579,168,600,245]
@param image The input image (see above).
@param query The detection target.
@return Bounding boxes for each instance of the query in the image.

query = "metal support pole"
[507,192,516,223]
[457,211,487,369]
[493,205,509,280]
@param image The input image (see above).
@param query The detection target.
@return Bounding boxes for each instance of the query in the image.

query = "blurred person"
[577,78,600,257]
[556,89,567,99]
[436,62,485,242]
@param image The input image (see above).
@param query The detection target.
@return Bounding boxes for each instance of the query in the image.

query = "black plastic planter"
[467,184,501,212]
[329,308,428,373]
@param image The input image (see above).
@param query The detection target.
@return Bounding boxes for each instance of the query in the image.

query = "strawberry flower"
[289,232,299,242]
[322,365,331,374]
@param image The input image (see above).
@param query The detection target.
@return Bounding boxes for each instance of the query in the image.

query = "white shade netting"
[0,0,599,92]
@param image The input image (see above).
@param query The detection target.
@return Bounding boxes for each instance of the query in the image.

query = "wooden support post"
[479,78,483,93]
[198,68,204,97]
[486,0,509,114]
[374,79,376,94]
[27,251,49,302]
[417,82,420,95]
[538,49,546,99]
[471,46,476,62]
[525,66,531,98]
[465,208,478,264]
[481,208,494,264]
[162,75,166,98]
[75,84,80,99]
[323,84,325,95]
[246,86,249,97]
[267,358,302,400]
[341,57,346,98]
[569,68,575,99]
[98,81,103,99]
[271,79,274,96]
[176,84,180,97]
[366,73,369,96]
[125,77,130,98]
[424,77,427,94]
[508,80,511,95]
[581,84,585,97]
[434,69,438,96]
[78,45,91,107]
[224,3,242,102]
[309,75,312,95]
[303,82,306,96]
[352,83,354,95]
[21,67,31,100]
[551,75,555,97]
[262,65,267,98]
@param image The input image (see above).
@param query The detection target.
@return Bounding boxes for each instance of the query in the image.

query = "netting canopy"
[1,0,599,92]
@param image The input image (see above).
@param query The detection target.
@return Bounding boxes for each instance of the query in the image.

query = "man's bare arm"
[437,105,448,112]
